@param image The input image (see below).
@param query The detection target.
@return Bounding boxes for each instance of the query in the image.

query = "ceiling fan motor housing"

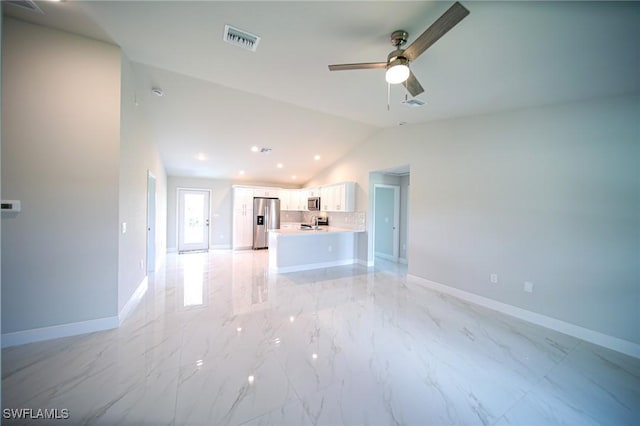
[390,30,408,47]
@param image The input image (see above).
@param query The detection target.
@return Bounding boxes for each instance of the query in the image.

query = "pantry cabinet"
[232,187,254,249]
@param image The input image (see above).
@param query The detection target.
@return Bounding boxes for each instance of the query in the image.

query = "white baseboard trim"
[274,259,355,273]
[357,259,374,267]
[118,276,148,325]
[407,274,640,359]
[375,252,399,262]
[210,244,232,250]
[1,316,119,348]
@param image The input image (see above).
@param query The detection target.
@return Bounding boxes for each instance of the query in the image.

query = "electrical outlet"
[524,281,534,293]
[490,273,498,284]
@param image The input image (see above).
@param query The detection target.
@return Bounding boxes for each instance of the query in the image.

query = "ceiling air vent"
[401,98,426,108]
[223,25,260,52]
[5,0,44,14]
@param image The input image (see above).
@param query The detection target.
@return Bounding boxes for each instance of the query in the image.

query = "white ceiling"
[5,1,639,185]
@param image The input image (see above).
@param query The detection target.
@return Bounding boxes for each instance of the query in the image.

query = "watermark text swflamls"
[3,408,70,420]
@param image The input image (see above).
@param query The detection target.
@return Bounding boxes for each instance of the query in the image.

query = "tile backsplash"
[300,211,366,231]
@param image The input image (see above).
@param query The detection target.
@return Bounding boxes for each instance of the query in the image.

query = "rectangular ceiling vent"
[5,0,44,14]
[401,98,426,108]
[223,25,260,52]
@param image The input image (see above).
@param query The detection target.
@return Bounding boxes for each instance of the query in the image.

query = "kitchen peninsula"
[268,226,364,273]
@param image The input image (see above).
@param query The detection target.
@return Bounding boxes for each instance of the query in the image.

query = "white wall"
[1,19,121,332]
[307,93,640,345]
[118,54,167,313]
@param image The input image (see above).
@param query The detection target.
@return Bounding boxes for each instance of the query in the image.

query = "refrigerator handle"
[265,206,270,231]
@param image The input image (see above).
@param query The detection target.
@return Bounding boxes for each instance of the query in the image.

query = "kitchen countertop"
[269,226,364,236]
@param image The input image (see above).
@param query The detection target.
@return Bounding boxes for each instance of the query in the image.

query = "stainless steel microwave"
[307,197,321,211]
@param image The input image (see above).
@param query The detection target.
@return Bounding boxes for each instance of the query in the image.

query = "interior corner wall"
[399,174,410,262]
[306,93,640,345]
[118,54,168,313]
[1,18,120,333]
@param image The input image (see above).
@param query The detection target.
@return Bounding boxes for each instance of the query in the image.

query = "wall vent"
[401,98,426,108]
[223,25,260,52]
[5,0,44,14]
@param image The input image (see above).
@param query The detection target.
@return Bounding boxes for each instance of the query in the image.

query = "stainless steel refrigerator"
[253,197,280,249]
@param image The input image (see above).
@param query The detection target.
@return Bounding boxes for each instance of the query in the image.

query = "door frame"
[146,171,156,272]
[372,184,401,262]
[177,187,211,253]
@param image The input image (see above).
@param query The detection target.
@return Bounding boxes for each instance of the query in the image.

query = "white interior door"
[373,184,400,262]
[178,188,210,253]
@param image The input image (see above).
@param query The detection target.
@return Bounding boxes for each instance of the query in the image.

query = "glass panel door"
[178,189,210,252]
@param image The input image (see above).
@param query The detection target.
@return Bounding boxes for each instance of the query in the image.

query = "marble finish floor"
[3,250,639,425]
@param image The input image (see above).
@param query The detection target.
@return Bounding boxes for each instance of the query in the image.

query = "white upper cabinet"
[253,188,280,198]
[280,190,290,211]
[320,182,355,212]
[306,187,321,198]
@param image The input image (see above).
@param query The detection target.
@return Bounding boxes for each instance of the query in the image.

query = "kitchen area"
[232,182,366,273]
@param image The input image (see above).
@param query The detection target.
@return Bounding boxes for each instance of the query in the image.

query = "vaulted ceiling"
[5,1,639,184]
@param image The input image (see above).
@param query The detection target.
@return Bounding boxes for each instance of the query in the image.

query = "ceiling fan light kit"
[386,57,410,84]
[328,1,470,99]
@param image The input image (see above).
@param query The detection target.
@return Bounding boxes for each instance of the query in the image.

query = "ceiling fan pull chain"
[387,82,391,111]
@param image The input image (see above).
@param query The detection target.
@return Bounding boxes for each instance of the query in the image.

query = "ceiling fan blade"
[404,71,424,97]
[403,1,470,62]
[328,62,387,71]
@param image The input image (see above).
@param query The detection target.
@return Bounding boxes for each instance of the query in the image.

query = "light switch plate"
[1,200,21,213]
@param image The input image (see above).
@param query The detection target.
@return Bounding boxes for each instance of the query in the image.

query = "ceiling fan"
[328,1,470,98]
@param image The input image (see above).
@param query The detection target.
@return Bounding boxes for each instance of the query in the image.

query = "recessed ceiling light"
[239,170,245,175]
[251,146,259,152]
[291,175,297,180]
[195,153,207,161]
[314,155,321,161]
[151,87,164,97]
[277,163,283,169]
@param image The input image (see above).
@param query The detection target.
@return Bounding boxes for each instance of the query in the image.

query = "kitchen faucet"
[310,215,318,230]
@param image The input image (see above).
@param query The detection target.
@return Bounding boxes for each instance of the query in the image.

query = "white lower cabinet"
[232,188,254,249]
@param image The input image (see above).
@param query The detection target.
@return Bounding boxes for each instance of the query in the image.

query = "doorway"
[146,172,156,272]
[373,184,400,262]
[177,188,211,253]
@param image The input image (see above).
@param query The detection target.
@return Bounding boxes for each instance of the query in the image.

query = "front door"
[178,189,210,253]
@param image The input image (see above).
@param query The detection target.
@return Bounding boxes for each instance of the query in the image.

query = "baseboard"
[407,274,640,359]
[210,244,232,250]
[357,259,374,268]
[1,316,119,348]
[274,259,355,273]
[375,252,399,262]
[118,276,148,325]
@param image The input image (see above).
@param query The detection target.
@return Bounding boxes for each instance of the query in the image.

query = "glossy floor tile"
[3,251,639,425]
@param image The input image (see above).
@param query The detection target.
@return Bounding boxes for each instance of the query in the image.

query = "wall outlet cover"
[524,281,534,293]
